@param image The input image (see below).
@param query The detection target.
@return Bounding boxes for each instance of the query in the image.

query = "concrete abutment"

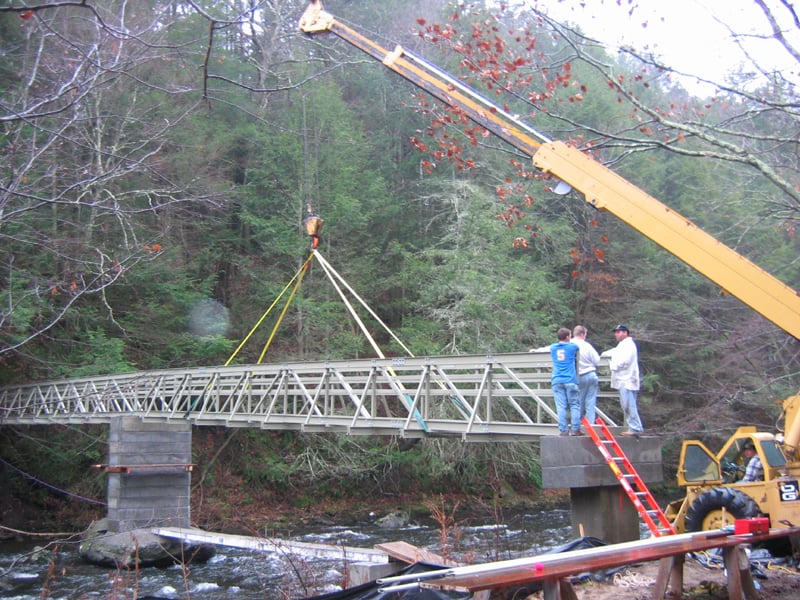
[79,417,210,568]
[541,432,663,543]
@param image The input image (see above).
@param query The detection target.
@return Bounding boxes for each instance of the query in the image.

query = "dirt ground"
[542,558,800,600]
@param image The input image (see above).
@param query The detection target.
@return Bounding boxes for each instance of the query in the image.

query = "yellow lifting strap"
[222,248,431,431]
[225,249,415,365]
[312,249,414,358]
[256,256,313,364]
[224,253,314,366]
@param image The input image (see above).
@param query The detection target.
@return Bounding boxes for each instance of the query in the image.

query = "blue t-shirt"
[550,341,579,385]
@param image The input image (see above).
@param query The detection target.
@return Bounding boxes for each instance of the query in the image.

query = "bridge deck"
[0,352,615,439]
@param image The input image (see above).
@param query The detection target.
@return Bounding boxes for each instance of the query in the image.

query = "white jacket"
[608,336,640,391]
[573,337,600,375]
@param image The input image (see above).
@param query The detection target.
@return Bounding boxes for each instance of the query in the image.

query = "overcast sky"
[531,0,799,93]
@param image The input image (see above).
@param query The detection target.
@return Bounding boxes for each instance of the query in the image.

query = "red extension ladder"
[582,417,676,537]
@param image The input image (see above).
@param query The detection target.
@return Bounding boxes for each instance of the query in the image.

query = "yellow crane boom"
[299,1,800,340]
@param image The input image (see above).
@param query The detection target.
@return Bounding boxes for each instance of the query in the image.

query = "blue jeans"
[578,371,599,424]
[619,387,644,432]
[553,382,580,433]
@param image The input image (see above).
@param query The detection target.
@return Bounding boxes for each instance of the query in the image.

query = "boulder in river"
[375,511,410,529]
[79,519,215,568]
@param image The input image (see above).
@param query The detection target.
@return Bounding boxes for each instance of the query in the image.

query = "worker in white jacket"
[602,324,643,436]
[572,325,600,425]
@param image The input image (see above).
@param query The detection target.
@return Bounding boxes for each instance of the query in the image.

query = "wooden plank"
[374,541,453,566]
[373,541,490,600]
[653,554,684,599]
[723,545,760,600]
[93,463,194,474]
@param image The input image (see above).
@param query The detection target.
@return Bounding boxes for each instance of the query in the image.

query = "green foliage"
[404,179,580,354]
[240,453,293,489]
[2,0,799,523]
[58,330,134,378]
[0,425,106,514]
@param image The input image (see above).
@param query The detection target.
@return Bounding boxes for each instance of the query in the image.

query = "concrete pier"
[105,416,192,532]
[541,433,663,543]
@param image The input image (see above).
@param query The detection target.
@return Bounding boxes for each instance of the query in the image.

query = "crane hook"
[303,203,324,249]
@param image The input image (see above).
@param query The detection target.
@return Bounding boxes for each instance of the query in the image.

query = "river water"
[0,509,577,599]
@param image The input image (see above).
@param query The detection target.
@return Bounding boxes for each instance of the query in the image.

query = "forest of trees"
[1,0,799,527]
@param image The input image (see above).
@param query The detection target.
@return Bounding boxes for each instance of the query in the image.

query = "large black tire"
[684,487,761,532]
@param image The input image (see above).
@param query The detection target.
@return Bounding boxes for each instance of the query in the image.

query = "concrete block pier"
[541,433,663,543]
[105,416,192,532]
[79,418,214,568]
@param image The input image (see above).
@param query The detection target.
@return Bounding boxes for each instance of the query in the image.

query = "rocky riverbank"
[78,518,215,568]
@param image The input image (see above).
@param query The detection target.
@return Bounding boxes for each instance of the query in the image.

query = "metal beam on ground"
[153,527,389,564]
[374,527,800,598]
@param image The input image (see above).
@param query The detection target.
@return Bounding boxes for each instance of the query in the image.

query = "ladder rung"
[583,416,675,537]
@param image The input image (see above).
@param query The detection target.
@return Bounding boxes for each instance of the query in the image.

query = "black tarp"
[300,536,609,600]
[301,561,468,600]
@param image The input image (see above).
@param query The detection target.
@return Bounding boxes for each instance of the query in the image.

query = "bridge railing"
[0,352,614,439]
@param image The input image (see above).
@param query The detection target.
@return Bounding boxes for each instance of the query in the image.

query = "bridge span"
[0,351,615,439]
[2,352,640,538]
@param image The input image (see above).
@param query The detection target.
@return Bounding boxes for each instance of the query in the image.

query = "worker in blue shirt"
[549,327,581,436]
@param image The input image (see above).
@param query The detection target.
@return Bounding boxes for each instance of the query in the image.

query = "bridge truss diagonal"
[0,353,614,440]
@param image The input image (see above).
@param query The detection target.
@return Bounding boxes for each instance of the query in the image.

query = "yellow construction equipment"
[299,1,800,535]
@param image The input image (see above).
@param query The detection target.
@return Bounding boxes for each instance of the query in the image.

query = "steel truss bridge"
[0,352,615,440]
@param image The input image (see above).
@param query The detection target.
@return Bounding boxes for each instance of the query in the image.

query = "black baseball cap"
[613,324,630,333]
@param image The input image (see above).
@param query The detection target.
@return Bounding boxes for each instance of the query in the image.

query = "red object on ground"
[734,517,770,535]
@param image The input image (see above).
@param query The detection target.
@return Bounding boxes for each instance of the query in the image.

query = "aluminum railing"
[0,352,614,440]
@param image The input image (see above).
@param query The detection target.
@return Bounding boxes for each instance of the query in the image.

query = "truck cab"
[668,427,800,533]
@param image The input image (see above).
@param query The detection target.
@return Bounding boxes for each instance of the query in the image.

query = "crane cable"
[312,249,428,431]
[312,249,414,357]
[223,252,314,366]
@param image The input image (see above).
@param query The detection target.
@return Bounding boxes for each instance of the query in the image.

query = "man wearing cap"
[739,442,763,482]
[603,324,643,436]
